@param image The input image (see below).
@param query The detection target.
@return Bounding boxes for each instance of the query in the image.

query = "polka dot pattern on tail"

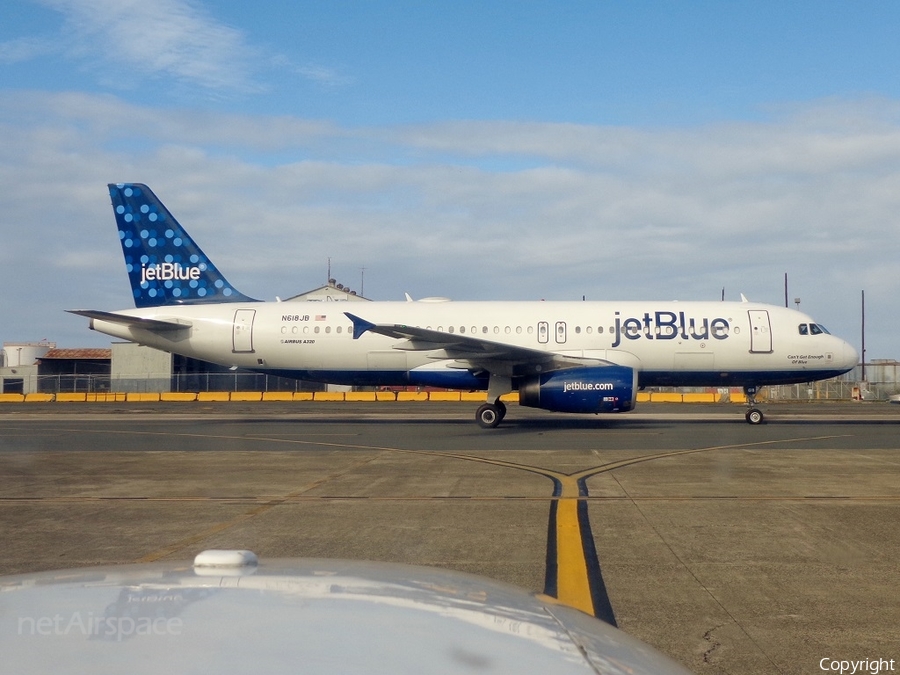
[107,183,257,308]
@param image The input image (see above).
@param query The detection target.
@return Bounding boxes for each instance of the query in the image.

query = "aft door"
[232,309,256,353]
[748,310,772,353]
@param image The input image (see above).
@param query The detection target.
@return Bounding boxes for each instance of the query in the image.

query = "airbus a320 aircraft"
[70,184,858,428]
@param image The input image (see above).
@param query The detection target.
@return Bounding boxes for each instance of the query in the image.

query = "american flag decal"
[315,315,326,321]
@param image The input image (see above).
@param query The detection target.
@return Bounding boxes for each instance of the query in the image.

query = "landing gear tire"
[476,403,503,429]
[745,408,764,425]
[742,386,765,425]
[495,400,507,422]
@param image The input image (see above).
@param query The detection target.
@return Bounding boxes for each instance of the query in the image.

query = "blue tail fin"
[108,183,258,307]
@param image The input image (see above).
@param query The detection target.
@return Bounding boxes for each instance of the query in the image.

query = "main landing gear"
[476,400,506,429]
[743,385,764,425]
[477,374,511,429]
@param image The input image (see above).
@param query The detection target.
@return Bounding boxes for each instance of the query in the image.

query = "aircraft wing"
[344,312,607,376]
[67,310,192,332]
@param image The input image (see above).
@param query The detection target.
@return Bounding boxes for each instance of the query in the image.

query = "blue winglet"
[344,312,376,340]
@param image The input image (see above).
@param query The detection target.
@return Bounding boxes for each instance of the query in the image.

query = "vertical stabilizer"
[108,183,257,307]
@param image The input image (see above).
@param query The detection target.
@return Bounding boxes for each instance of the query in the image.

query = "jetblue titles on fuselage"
[611,311,729,348]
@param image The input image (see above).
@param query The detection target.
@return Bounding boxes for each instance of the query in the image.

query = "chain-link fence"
[26,367,900,401]
[34,372,325,394]
[651,365,900,402]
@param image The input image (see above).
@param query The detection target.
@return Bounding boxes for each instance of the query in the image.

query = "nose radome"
[842,340,859,370]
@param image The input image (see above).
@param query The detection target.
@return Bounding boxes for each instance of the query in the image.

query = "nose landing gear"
[743,386,764,425]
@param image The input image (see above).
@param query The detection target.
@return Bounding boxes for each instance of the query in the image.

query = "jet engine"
[519,365,638,414]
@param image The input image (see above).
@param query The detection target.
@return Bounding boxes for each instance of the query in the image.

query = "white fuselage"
[88,299,858,390]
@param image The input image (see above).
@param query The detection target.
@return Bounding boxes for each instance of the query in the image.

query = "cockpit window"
[800,323,831,336]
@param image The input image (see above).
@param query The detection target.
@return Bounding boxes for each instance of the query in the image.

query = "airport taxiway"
[1,401,899,674]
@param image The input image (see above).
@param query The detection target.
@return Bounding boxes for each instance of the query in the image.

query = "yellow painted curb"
[313,392,345,401]
[650,393,683,403]
[261,392,293,402]
[428,391,460,402]
[127,393,160,402]
[460,392,488,402]
[198,392,230,402]
[0,389,742,404]
[231,392,262,402]
[682,393,718,403]
[397,391,428,401]
[86,393,126,402]
[345,392,376,402]
[160,393,197,402]
[55,393,86,402]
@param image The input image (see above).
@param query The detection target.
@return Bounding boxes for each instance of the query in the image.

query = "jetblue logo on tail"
[140,262,202,284]
[109,184,257,308]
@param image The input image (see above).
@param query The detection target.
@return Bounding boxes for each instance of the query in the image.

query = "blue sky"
[1,0,899,359]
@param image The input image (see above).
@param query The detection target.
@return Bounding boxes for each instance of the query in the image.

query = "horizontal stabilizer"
[66,310,191,332]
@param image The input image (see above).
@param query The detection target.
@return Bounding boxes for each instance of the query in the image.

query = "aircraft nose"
[841,340,859,371]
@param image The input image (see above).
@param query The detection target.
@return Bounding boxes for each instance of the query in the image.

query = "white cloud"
[35,0,259,92]
[0,91,898,356]
[0,36,58,64]
[8,1,353,94]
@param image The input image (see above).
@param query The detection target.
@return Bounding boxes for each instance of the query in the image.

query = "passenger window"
[798,324,809,335]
